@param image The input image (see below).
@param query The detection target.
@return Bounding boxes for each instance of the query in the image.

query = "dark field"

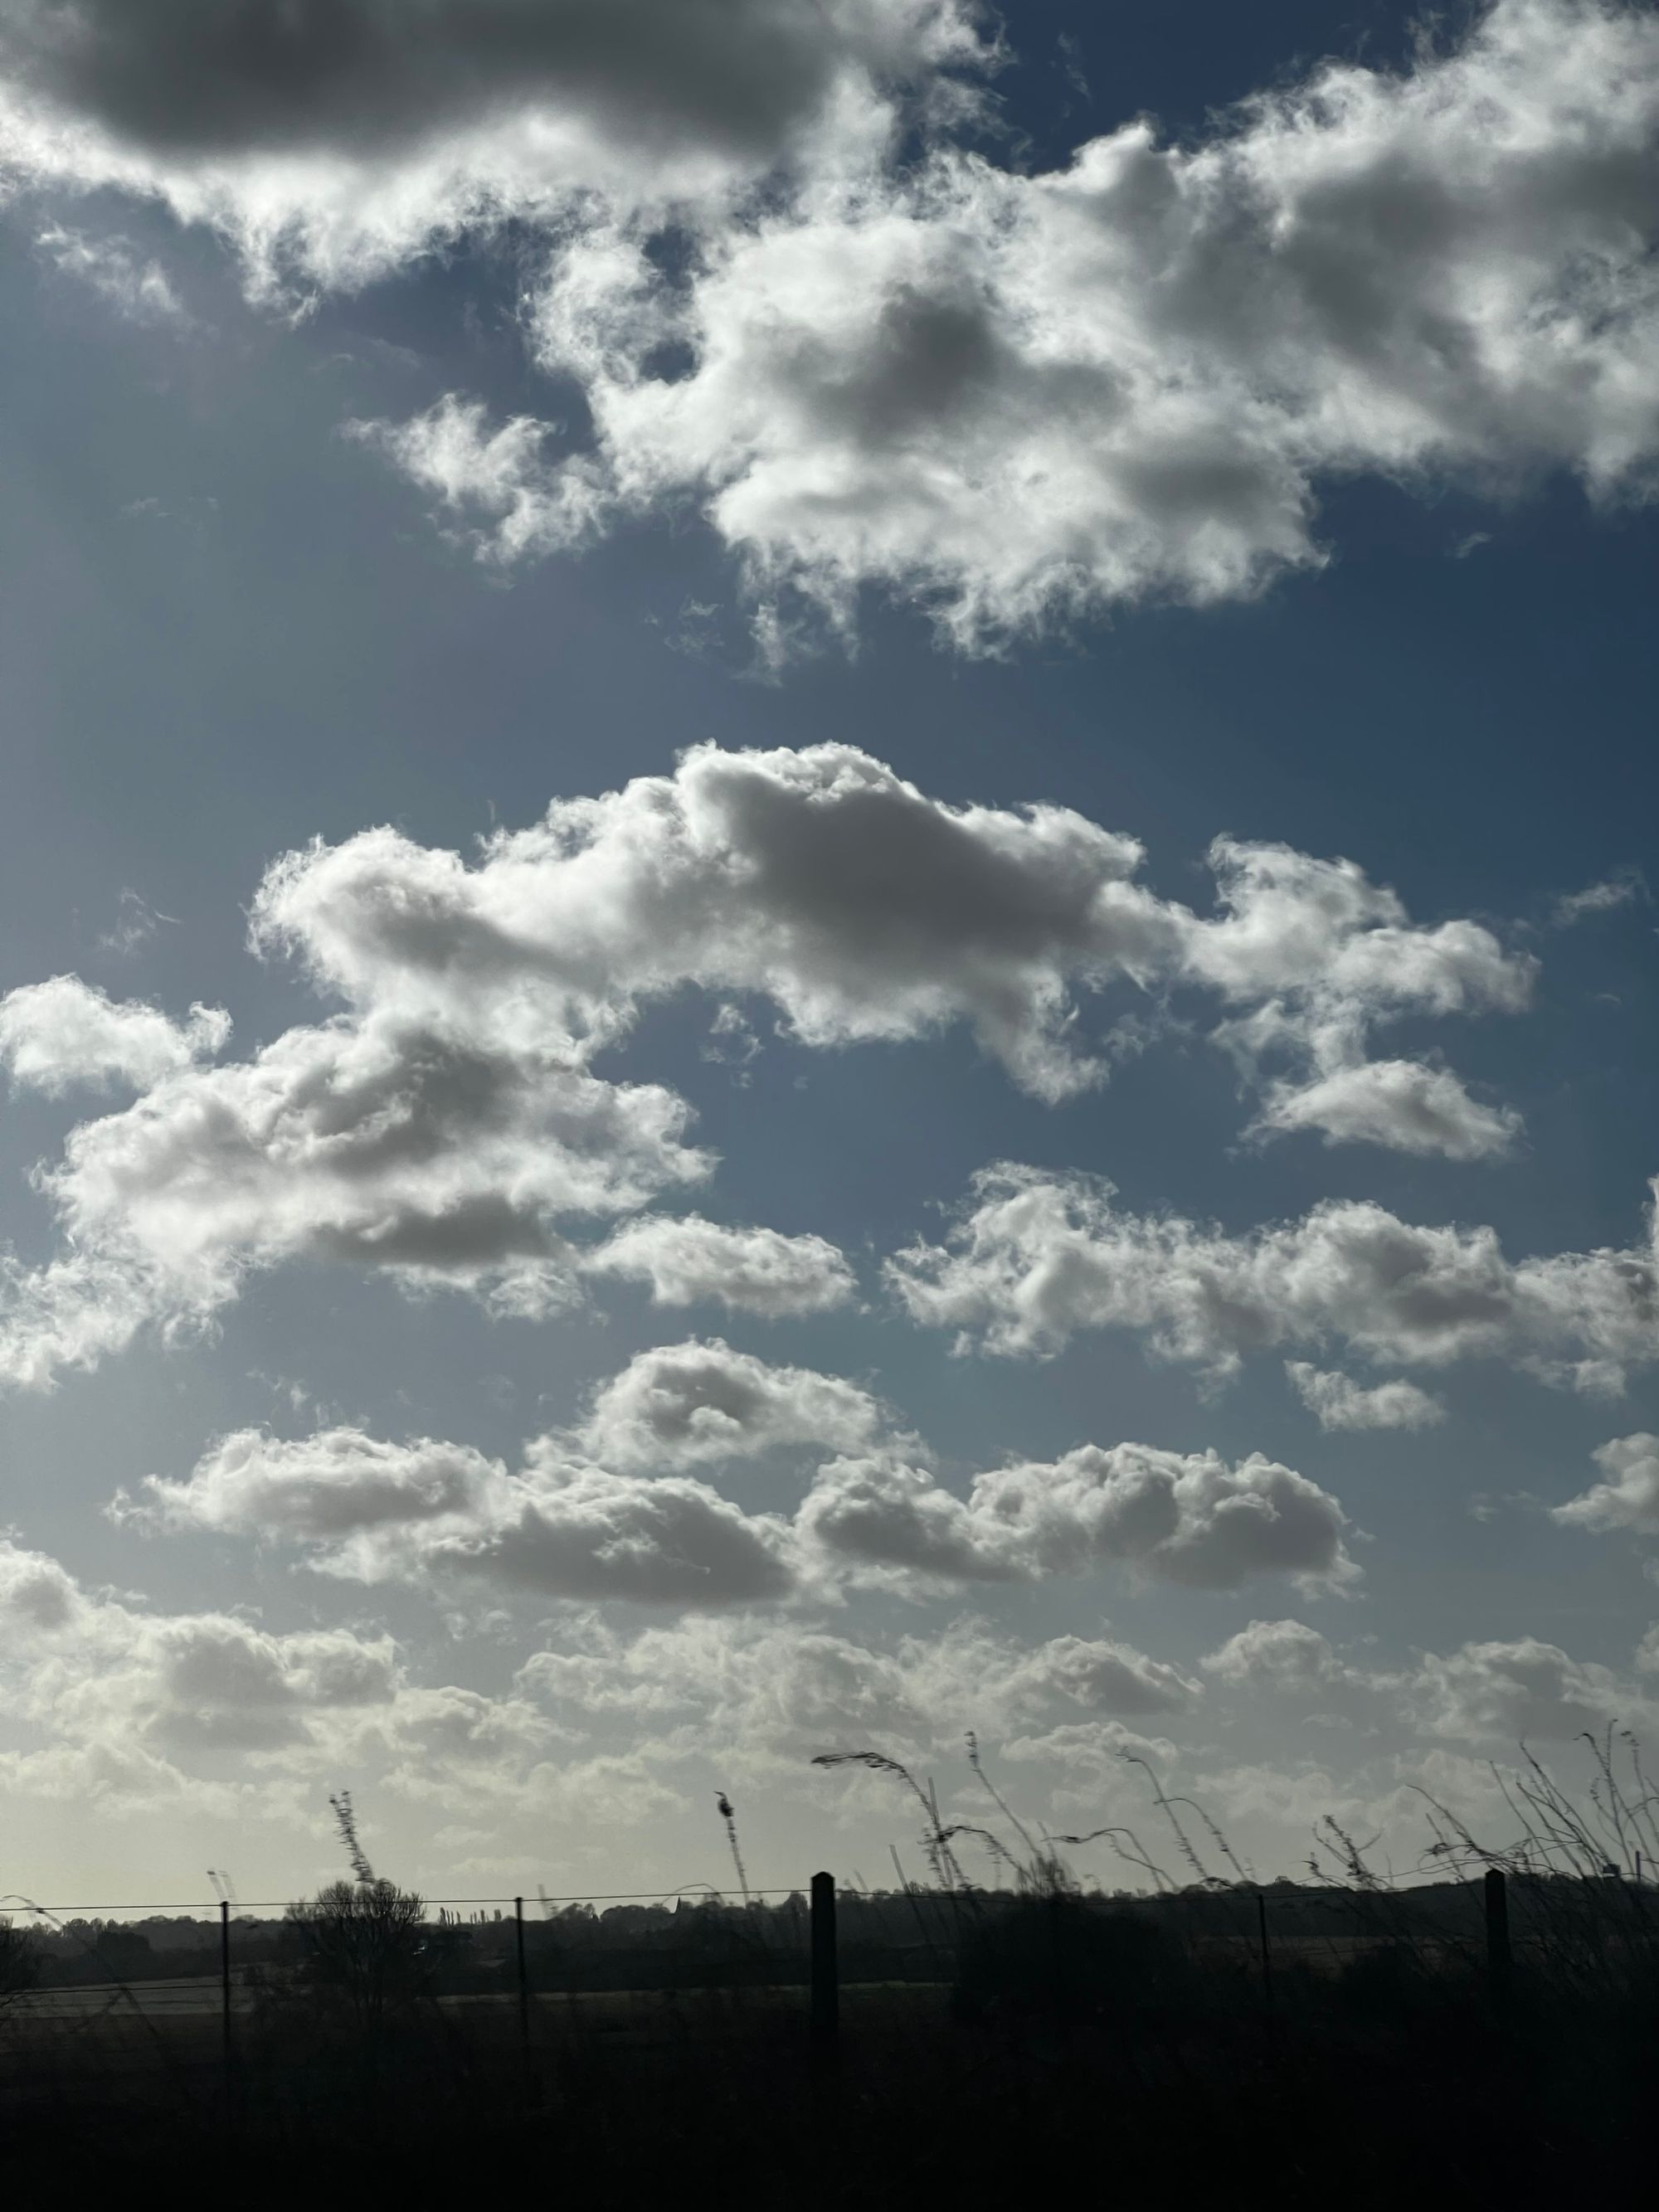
[2,1881,1656,2210]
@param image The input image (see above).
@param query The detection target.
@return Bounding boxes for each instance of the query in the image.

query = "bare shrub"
[0,1916,38,2005]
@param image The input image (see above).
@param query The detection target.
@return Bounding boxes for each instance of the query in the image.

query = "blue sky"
[1,0,1657,1904]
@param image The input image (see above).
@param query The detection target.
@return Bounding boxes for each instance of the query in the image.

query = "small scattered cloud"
[1286,1362,1446,1432]
[1550,868,1647,929]
[96,890,181,960]
[1552,1433,1659,1536]
[36,226,192,328]
[573,1337,890,1471]
[583,1218,856,1318]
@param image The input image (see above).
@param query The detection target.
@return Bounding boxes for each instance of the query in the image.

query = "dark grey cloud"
[0,0,977,158]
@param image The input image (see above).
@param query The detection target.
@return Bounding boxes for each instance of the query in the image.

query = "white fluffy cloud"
[0,1011,704,1390]
[1252,1058,1523,1161]
[346,399,615,566]
[1200,1616,1659,1752]
[1411,1635,1647,1743]
[891,1163,1659,1389]
[0,744,1532,1390]
[0,1533,410,1803]
[1552,1432,1659,1534]
[800,1442,1358,1593]
[1194,839,1533,1158]
[250,740,1173,1104]
[0,975,228,1094]
[124,1424,505,1544]
[1286,1362,1446,1432]
[121,1418,797,1607]
[434,1452,800,1607]
[574,1336,891,1471]
[1202,1616,1351,1692]
[124,1343,1354,1603]
[360,0,1659,643]
[255,744,1532,1113]
[583,1213,856,1316]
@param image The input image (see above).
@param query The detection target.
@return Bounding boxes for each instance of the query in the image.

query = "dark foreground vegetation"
[2,1754,1657,2207]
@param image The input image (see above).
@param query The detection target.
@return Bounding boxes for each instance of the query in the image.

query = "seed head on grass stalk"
[1120,1752,1244,1889]
[966,1732,1043,1869]
[329,1789,376,1886]
[715,1791,752,1909]
[937,1823,1023,1886]
[1053,1826,1177,1894]
[812,1752,971,1892]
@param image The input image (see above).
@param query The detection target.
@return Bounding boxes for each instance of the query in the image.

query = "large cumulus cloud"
[6,6,1657,634]
[373,0,1659,640]
[256,744,1533,1118]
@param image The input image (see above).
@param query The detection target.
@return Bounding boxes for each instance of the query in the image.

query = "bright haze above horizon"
[1,0,1657,1907]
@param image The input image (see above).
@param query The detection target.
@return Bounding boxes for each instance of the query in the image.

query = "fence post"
[1256,1890,1273,2006]
[810,1872,839,2069]
[1484,1868,1511,2006]
[219,1897,234,2103]
[514,1895,532,2083]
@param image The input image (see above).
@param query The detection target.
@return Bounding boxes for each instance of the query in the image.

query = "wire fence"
[2,1862,1651,2066]
[0,1874,937,2123]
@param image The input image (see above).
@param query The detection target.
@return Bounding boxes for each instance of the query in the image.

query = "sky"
[1,0,1657,1908]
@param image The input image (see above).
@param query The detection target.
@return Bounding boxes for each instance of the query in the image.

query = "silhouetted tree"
[286,1791,430,2039]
